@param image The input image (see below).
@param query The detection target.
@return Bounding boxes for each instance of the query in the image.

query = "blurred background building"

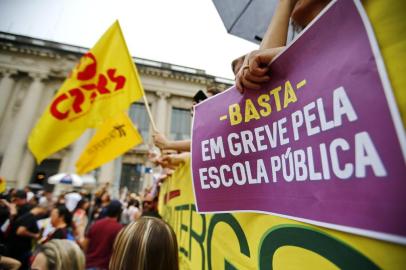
[0,32,232,194]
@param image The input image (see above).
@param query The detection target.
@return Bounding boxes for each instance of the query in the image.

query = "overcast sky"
[0,0,258,79]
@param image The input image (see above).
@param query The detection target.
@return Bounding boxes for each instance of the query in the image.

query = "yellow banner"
[28,21,144,163]
[75,113,142,174]
[159,159,406,269]
[364,0,406,127]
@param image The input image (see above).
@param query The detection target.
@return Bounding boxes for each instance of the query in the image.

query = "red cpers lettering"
[50,53,127,120]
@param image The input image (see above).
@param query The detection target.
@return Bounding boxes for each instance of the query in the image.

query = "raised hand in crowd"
[152,132,170,150]
[158,152,190,169]
[152,131,191,152]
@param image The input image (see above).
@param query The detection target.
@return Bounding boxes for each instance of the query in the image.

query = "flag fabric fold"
[28,20,144,163]
[75,112,143,175]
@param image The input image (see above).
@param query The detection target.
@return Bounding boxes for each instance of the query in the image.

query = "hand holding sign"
[235,47,284,93]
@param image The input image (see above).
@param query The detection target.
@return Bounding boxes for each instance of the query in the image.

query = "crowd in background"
[0,182,169,270]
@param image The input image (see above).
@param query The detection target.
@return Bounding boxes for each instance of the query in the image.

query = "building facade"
[0,32,232,193]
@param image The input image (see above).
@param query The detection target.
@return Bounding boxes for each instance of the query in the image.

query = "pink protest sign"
[191,0,406,244]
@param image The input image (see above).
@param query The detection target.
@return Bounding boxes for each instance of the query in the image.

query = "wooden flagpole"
[142,93,158,133]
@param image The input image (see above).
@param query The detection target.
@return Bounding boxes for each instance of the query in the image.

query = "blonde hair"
[110,217,179,270]
[36,239,85,270]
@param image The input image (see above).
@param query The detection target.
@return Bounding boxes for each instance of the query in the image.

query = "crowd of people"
[0,0,349,269]
[0,185,175,270]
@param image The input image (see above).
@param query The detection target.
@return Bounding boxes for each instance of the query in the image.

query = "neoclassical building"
[0,31,232,194]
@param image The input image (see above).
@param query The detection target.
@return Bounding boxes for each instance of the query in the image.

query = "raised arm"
[153,132,191,152]
[260,0,297,49]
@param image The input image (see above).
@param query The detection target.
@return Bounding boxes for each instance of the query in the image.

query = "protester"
[121,195,140,225]
[141,194,161,219]
[8,202,49,270]
[10,189,31,220]
[83,200,122,270]
[31,239,85,270]
[109,217,178,270]
[41,205,72,243]
[72,198,89,242]
[98,193,111,219]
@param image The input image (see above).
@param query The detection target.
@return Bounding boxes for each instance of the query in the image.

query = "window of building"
[129,103,149,141]
[120,163,142,193]
[170,107,191,140]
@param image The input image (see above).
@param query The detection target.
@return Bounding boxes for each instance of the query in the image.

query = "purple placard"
[191,0,406,244]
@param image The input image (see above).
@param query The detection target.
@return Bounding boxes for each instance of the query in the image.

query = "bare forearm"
[166,140,191,152]
[260,0,296,49]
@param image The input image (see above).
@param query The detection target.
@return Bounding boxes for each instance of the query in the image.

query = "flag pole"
[142,94,158,133]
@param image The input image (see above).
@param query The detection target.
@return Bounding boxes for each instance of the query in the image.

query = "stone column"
[0,69,17,125]
[155,91,170,133]
[98,160,115,185]
[98,158,122,198]
[112,157,122,198]
[16,149,36,189]
[0,72,46,187]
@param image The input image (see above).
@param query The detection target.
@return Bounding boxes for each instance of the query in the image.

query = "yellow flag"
[75,113,142,175]
[28,21,144,163]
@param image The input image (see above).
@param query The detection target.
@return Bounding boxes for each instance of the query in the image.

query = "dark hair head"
[106,200,122,218]
[55,205,72,226]
[193,90,208,104]
[128,199,140,208]
[13,189,26,199]
[74,199,89,212]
